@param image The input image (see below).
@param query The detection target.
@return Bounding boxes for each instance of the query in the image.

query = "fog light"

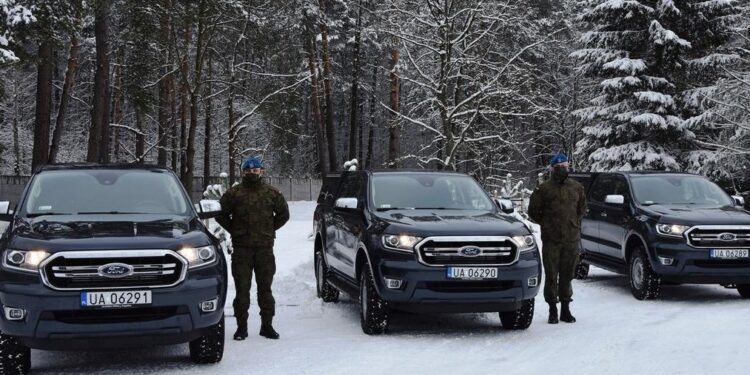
[528,277,539,287]
[384,277,402,289]
[658,256,675,266]
[3,306,25,321]
[199,298,218,313]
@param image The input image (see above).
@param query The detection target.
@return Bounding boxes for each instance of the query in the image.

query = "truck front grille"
[686,227,750,248]
[416,237,519,266]
[41,250,187,290]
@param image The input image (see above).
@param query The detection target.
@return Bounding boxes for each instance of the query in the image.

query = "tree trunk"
[170,66,178,171]
[135,109,145,162]
[307,26,328,177]
[32,41,54,169]
[13,112,21,175]
[387,47,400,168]
[227,88,236,183]
[179,27,191,181]
[87,0,111,163]
[111,56,123,162]
[157,0,173,167]
[318,0,338,171]
[203,55,213,190]
[366,65,376,169]
[348,0,363,161]
[49,33,81,163]
[184,1,210,197]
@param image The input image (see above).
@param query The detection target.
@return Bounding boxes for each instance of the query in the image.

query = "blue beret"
[241,157,264,170]
[549,152,568,166]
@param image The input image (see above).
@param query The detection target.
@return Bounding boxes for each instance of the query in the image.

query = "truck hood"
[640,204,750,226]
[372,209,530,237]
[5,214,211,252]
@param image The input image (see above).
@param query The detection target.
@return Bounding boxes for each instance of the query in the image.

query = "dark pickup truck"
[572,171,750,300]
[0,164,227,374]
[313,170,541,334]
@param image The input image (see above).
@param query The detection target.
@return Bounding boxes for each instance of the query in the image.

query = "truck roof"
[36,163,173,173]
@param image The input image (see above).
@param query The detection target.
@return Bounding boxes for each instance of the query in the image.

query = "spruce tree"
[573,0,691,171]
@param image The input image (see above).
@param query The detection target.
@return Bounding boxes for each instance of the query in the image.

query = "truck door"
[332,172,365,280]
[597,175,631,260]
[584,175,617,256]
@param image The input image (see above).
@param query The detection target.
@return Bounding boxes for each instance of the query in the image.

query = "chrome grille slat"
[685,226,750,248]
[40,250,188,291]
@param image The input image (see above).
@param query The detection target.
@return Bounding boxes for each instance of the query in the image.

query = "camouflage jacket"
[216,179,290,247]
[528,177,586,245]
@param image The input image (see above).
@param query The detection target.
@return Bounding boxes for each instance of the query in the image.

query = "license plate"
[446,267,497,280]
[710,249,750,259]
[81,290,152,308]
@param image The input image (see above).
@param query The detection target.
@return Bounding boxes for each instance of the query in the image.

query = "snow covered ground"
[32,201,750,374]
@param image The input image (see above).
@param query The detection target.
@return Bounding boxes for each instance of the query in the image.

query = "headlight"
[3,249,51,273]
[178,245,217,269]
[382,235,422,252]
[656,224,690,238]
[512,235,536,252]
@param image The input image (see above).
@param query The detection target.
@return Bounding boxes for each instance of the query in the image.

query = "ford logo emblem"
[718,233,737,242]
[459,246,482,257]
[97,263,134,278]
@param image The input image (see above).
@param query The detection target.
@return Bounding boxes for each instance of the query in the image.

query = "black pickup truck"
[313,170,541,334]
[0,164,227,374]
[572,171,750,300]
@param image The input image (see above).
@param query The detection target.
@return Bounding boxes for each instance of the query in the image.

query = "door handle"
[600,212,608,218]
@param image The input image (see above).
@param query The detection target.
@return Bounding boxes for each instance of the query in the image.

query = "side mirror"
[335,197,358,210]
[732,195,745,207]
[496,198,515,214]
[0,201,12,222]
[605,195,625,205]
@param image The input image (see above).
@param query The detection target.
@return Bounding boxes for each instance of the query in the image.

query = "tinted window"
[317,175,340,205]
[631,175,733,206]
[338,173,362,199]
[23,170,190,216]
[589,175,616,203]
[370,173,494,211]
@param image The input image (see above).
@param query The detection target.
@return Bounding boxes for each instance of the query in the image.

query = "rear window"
[22,169,190,216]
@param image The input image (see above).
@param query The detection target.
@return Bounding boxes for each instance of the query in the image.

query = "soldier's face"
[243,168,263,176]
[551,162,569,171]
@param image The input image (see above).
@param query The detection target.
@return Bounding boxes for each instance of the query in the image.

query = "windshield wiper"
[25,212,73,218]
[76,211,150,215]
[414,207,449,210]
[376,207,412,212]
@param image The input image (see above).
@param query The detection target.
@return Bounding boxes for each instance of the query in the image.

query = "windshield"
[370,173,494,211]
[22,169,191,217]
[631,175,733,206]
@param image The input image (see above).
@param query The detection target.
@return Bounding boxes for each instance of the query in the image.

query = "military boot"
[233,321,248,340]
[259,324,280,339]
[560,301,576,323]
[548,303,559,324]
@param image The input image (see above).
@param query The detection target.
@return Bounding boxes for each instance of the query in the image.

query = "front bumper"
[651,241,750,284]
[371,250,541,313]
[0,270,225,351]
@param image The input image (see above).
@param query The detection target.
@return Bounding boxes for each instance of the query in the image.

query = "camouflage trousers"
[232,246,276,328]
[542,240,580,304]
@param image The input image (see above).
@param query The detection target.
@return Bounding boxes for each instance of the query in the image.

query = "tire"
[737,284,750,299]
[499,299,535,330]
[359,264,389,335]
[0,331,30,375]
[315,251,340,303]
[189,314,225,364]
[574,262,590,280]
[629,246,661,300]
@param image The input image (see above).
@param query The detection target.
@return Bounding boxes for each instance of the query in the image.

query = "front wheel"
[499,299,535,330]
[574,262,590,280]
[629,246,661,300]
[0,331,30,375]
[315,251,340,303]
[360,265,389,335]
[737,284,750,299]
[189,314,225,364]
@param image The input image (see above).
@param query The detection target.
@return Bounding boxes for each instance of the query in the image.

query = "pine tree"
[573,0,692,171]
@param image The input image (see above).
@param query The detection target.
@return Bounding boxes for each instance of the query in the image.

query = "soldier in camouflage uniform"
[528,153,586,324]
[216,157,290,340]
